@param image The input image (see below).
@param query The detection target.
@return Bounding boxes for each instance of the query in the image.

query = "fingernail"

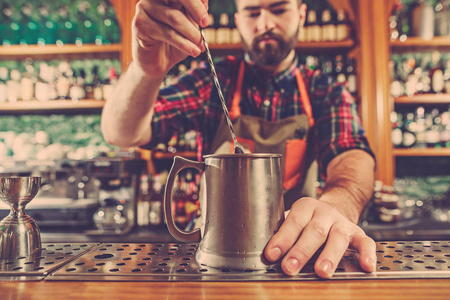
[286,258,300,274]
[268,247,281,261]
[320,260,332,275]
[192,47,201,57]
[367,256,377,272]
[201,14,209,28]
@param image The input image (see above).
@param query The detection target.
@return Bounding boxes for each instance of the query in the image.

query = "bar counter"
[2,278,450,299]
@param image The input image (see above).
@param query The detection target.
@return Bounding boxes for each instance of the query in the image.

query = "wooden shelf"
[0,100,105,113]
[0,44,122,57]
[395,94,450,104]
[390,36,450,51]
[393,148,450,157]
[152,151,197,160]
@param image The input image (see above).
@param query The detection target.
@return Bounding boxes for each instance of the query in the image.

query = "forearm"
[319,149,375,223]
[101,61,164,147]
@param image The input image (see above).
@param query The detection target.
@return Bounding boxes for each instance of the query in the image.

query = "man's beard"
[242,29,298,66]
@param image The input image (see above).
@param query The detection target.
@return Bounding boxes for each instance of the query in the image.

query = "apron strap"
[229,61,245,120]
[231,60,314,128]
[295,68,315,128]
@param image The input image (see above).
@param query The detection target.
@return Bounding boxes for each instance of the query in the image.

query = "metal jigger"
[0,177,42,258]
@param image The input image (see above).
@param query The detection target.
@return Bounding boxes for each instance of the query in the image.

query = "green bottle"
[56,3,76,45]
[19,1,39,45]
[2,3,21,45]
[37,3,56,45]
[76,1,95,45]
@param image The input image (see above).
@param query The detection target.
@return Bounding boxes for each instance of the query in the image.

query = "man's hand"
[132,0,209,78]
[264,197,377,278]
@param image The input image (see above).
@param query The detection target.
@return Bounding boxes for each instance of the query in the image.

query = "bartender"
[101,0,377,279]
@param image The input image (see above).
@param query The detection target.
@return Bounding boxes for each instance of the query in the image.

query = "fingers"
[350,232,377,273]
[264,199,314,264]
[313,222,351,278]
[134,0,208,57]
[264,198,377,279]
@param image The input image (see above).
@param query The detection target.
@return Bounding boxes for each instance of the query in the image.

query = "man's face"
[234,0,305,66]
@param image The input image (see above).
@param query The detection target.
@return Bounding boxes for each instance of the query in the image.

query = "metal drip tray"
[0,243,98,281]
[48,241,450,282]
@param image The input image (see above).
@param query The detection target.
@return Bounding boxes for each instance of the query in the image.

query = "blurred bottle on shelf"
[19,1,39,45]
[216,13,231,44]
[321,9,336,42]
[306,10,321,42]
[6,69,21,103]
[411,0,435,40]
[0,67,8,103]
[203,14,216,44]
[149,173,164,228]
[102,67,118,101]
[137,174,151,226]
[434,0,450,36]
[336,9,351,41]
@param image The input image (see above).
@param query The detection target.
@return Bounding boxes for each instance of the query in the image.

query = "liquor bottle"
[434,0,450,36]
[102,67,118,100]
[229,14,241,44]
[0,67,8,103]
[425,108,442,147]
[306,10,321,42]
[19,2,38,45]
[20,62,35,101]
[92,66,103,100]
[76,1,95,45]
[203,14,216,44]
[334,55,346,83]
[137,174,150,226]
[56,61,72,100]
[443,59,450,93]
[414,106,427,148]
[402,112,416,148]
[336,9,351,41]
[35,62,51,102]
[173,175,188,229]
[411,0,435,40]
[96,1,120,45]
[6,69,21,103]
[149,174,164,228]
[69,69,86,101]
[391,111,403,148]
[56,3,76,45]
[37,3,56,45]
[346,57,357,95]
[1,3,18,45]
[440,110,450,147]
[216,13,231,44]
[321,9,336,42]
[429,51,444,94]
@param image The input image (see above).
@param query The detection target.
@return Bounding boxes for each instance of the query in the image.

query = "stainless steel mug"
[164,153,285,270]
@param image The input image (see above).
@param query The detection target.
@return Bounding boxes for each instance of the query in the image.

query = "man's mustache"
[253,31,284,45]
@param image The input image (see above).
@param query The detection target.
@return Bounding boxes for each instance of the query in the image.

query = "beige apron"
[209,61,318,209]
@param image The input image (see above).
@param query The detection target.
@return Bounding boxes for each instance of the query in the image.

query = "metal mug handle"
[164,156,204,242]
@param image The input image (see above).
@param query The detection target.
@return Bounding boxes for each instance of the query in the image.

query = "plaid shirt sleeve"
[308,69,375,177]
[139,62,214,150]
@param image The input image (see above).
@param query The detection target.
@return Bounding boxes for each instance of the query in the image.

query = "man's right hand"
[132,0,209,78]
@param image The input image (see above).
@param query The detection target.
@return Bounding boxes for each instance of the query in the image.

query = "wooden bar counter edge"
[1,278,450,299]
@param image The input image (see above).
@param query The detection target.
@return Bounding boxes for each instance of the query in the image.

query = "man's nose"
[256,9,275,33]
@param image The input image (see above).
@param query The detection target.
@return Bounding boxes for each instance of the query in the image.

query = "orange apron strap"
[229,61,245,120]
[295,68,314,128]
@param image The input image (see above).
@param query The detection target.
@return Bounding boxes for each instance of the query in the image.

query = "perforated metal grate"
[0,243,98,281]
[47,241,450,282]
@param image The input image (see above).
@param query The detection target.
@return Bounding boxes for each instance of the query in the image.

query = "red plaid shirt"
[143,55,374,177]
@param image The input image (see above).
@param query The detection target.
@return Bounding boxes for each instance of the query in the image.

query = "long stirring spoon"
[200,28,245,154]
